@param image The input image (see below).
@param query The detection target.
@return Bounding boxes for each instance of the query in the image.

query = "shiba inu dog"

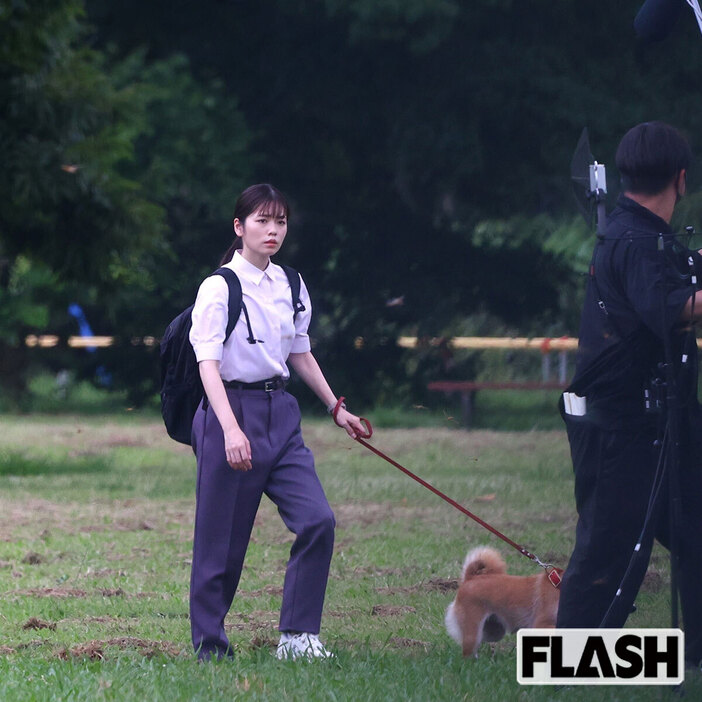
[445,546,563,657]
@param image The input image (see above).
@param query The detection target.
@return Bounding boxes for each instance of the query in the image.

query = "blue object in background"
[68,303,96,351]
[67,303,112,387]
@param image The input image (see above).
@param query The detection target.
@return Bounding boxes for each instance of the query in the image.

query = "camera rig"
[569,128,701,631]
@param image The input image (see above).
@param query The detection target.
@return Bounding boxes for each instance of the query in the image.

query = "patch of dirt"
[641,570,665,593]
[238,585,284,598]
[0,491,450,545]
[226,610,278,632]
[250,635,277,650]
[0,645,16,655]
[371,605,416,617]
[22,617,56,631]
[425,577,459,592]
[0,499,71,535]
[78,521,158,534]
[21,552,43,565]
[9,587,167,600]
[11,587,88,598]
[99,588,125,597]
[56,637,184,660]
[0,497,194,541]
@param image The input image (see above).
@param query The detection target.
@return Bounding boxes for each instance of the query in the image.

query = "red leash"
[332,397,562,588]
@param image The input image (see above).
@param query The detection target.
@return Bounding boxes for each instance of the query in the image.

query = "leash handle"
[332,396,372,439]
[357,418,373,439]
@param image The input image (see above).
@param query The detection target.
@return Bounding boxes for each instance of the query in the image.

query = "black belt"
[223,377,286,392]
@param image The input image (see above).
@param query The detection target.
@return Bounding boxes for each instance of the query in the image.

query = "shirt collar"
[231,250,269,285]
[617,195,672,234]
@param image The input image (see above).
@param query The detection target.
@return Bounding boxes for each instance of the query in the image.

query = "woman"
[188,183,364,661]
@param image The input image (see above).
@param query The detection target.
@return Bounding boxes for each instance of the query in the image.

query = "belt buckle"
[263,380,276,392]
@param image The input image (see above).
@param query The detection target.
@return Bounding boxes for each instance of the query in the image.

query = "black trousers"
[557,412,702,665]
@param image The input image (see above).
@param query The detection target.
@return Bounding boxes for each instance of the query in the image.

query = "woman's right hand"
[223,425,252,471]
[198,362,253,471]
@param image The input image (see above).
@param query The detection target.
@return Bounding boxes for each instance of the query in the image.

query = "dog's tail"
[460,546,506,582]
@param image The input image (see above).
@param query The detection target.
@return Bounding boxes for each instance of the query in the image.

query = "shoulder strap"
[280,264,306,320]
[212,267,242,341]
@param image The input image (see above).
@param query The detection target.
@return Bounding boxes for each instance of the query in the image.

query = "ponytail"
[219,236,242,266]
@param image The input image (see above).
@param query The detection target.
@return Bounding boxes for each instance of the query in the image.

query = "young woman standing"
[188,184,364,661]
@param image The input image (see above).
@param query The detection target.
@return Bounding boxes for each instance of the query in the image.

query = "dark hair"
[219,184,291,265]
[615,121,692,196]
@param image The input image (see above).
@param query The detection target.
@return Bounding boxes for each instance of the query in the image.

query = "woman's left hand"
[333,406,366,439]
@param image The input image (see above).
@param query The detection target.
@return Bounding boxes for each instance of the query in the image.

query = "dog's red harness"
[332,397,562,588]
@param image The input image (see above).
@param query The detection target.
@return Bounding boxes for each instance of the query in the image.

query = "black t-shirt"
[570,196,699,427]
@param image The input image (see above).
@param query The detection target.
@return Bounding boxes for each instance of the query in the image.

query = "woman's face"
[234,207,288,265]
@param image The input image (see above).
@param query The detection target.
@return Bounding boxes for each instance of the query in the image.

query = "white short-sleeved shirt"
[189,251,312,382]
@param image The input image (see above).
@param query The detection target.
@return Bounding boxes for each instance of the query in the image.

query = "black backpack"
[160,264,304,445]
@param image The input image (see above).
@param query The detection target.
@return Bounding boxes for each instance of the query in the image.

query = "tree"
[0,1,254,404]
[0,0,160,402]
[66,1,702,402]
[96,52,254,403]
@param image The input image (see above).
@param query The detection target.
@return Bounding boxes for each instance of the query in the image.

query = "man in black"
[557,121,702,668]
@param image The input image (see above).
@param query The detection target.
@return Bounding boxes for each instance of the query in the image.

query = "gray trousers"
[189,387,335,660]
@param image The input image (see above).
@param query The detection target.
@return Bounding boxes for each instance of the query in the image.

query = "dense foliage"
[2,0,702,405]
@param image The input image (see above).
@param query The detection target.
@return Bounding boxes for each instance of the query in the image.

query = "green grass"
[0,411,696,701]
[468,389,565,430]
[371,389,565,431]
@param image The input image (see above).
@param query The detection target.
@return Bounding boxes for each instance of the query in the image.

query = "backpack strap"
[280,264,306,320]
[209,265,304,346]
[212,267,243,341]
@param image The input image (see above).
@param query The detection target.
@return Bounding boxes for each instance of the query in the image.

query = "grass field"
[0,403,696,701]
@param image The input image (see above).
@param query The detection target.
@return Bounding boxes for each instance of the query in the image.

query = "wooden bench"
[427,380,567,427]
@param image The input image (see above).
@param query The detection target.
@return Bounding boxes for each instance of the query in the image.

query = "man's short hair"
[615,121,692,195]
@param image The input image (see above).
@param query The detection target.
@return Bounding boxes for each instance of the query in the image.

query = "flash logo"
[517,629,684,685]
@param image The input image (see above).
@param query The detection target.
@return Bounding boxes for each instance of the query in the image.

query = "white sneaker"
[276,632,335,661]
